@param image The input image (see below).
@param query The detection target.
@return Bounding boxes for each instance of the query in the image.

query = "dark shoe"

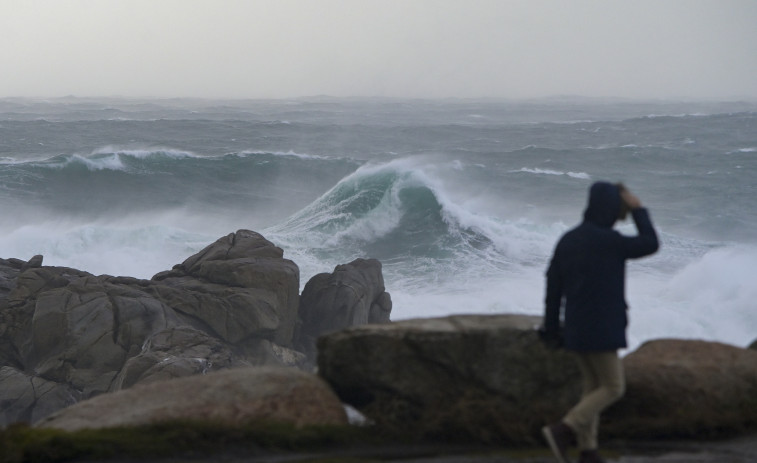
[578,449,606,463]
[541,422,575,463]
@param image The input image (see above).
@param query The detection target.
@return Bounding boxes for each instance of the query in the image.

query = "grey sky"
[2,0,756,100]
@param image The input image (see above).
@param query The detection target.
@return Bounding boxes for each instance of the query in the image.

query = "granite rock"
[297,258,392,363]
[0,366,80,425]
[0,230,312,426]
[317,314,580,444]
[35,366,348,431]
[153,230,300,347]
[318,317,757,444]
[604,339,757,438]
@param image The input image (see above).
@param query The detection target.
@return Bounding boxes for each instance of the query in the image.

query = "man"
[540,182,659,463]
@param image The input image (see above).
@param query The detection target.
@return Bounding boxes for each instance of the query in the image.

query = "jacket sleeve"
[621,208,660,258]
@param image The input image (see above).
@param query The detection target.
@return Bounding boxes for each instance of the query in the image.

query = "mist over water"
[1,97,756,351]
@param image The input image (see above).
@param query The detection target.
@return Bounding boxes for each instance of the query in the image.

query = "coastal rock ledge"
[317,315,757,444]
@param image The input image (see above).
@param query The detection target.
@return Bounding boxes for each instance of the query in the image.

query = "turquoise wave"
[266,160,503,265]
[0,148,359,218]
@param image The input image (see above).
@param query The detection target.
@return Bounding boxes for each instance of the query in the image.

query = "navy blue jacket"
[544,182,659,351]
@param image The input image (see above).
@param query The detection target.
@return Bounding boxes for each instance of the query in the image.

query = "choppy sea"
[1,96,755,351]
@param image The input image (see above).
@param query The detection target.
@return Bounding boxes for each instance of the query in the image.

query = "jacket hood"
[583,181,621,227]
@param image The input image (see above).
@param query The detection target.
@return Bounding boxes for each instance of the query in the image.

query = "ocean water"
[1,96,756,352]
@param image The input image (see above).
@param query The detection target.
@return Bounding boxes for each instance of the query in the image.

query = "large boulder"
[35,367,348,431]
[153,230,300,347]
[0,231,391,427]
[0,230,305,426]
[604,339,757,438]
[297,258,392,363]
[146,277,282,344]
[317,314,580,444]
[319,317,757,444]
[2,270,164,397]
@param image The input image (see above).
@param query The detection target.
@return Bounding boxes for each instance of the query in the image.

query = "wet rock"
[35,367,348,431]
[317,314,580,444]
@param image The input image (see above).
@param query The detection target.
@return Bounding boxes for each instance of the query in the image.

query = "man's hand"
[620,188,642,210]
[618,183,642,210]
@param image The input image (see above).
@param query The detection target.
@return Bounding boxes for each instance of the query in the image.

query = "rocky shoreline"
[0,229,391,426]
[1,229,757,462]
[318,316,757,443]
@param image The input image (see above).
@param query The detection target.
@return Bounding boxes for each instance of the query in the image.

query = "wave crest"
[267,159,556,268]
[92,146,198,159]
[26,147,199,172]
[513,167,590,179]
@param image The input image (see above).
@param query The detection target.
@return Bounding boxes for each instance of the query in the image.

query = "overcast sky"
[1,0,756,100]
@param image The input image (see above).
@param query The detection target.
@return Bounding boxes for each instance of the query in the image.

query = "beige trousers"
[562,351,625,450]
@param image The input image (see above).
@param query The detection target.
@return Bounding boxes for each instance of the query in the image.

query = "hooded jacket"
[544,182,659,351]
